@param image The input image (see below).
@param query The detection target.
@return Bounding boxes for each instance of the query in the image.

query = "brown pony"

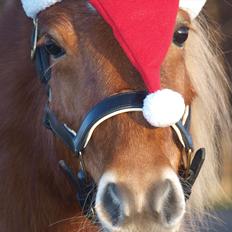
[0,0,231,232]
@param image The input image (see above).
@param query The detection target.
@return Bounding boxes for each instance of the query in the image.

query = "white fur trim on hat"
[179,0,207,19]
[21,0,62,18]
[143,89,185,127]
[21,0,206,20]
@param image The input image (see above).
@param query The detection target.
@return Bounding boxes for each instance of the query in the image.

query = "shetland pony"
[0,1,231,232]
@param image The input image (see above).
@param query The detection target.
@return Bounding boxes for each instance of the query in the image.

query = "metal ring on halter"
[88,207,97,222]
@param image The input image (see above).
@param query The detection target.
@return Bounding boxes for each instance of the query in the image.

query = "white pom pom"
[143,89,185,127]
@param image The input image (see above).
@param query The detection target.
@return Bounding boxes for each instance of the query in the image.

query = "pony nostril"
[150,179,185,228]
[102,183,124,226]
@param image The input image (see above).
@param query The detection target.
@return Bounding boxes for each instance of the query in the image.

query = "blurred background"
[0,0,231,230]
[204,0,232,204]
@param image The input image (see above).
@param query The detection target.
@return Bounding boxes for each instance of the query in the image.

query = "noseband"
[31,19,205,221]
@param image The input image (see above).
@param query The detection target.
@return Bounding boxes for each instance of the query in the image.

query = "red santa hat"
[21,0,206,127]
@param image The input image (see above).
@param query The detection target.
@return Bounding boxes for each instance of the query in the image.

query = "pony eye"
[173,26,189,47]
[45,38,66,58]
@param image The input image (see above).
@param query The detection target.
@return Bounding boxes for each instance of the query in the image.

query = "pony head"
[9,1,227,232]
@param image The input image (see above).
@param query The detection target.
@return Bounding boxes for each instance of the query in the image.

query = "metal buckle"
[180,148,193,179]
[31,18,39,60]
[180,148,205,200]
[184,149,193,178]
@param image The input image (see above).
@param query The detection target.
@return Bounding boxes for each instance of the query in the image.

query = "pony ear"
[179,0,207,19]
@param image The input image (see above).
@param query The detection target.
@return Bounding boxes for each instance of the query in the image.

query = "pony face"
[37,1,198,231]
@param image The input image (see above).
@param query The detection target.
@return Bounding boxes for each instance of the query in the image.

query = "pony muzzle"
[95,170,186,231]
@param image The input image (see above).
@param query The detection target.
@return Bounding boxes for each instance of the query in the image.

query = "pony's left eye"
[173,26,189,47]
[45,38,66,58]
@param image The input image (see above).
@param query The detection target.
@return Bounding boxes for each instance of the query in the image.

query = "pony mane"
[185,14,232,229]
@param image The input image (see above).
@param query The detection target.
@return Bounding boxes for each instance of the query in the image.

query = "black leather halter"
[31,19,205,221]
[44,91,147,154]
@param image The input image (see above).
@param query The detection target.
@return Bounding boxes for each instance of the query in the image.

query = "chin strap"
[31,18,205,222]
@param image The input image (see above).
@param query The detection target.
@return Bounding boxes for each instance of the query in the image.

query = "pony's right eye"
[44,38,66,58]
[173,26,189,47]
